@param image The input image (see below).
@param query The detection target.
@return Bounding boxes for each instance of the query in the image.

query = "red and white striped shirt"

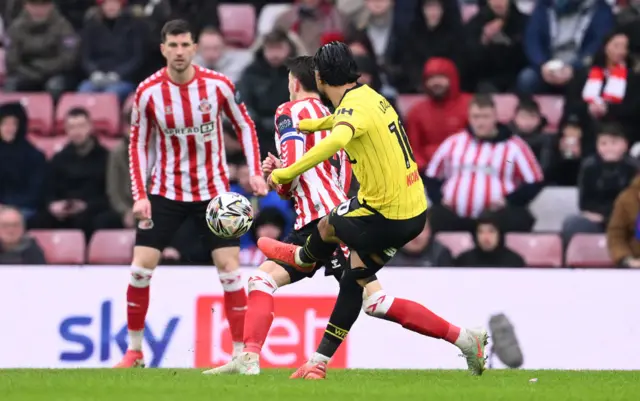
[129,65,261,202]
[274,97,352,230]
[426,131,543,218]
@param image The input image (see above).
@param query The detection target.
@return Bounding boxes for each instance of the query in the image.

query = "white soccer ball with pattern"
[206,192,254,239]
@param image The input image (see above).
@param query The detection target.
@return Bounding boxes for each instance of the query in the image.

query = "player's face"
[314,70,327,96]
[162,33,197,73]
[477,224,499,252]
[0,209,24,247]
[0,116,19,143]
[65,115,92,145]
[288,73,297,101]
[597,134,628,162]
[468,105,497,138]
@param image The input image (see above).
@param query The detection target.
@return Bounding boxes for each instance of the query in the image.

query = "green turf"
[1,369,638,401]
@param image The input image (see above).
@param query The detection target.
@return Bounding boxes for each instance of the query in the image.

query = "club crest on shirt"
[199,99,212,113]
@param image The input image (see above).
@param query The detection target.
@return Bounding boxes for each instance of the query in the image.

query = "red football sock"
[224,288,248,343]
[386,298,461,344]
[127,285,150,331]
[243,291,275,354]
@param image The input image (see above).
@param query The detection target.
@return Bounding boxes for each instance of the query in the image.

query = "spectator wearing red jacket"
[406,57,471,172]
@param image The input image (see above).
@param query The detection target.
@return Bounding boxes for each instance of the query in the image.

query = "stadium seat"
[88,229,135,264]
[219,4,256,48]
[29,230,85,264]
[0,92,54,136]
[27,134,68,159]
[566,234,614,268]
[396,95,423,119]
[534,95,564,132]
[461,4,479,22]
[56,93,120,137]
[435,232,474,257]
[493,94,518,124]
[505,233,562,267]
[257,4,291,35]
[530,186,579,232]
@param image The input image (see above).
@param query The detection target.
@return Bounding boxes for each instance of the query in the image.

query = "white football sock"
[310,352,330,364]
[128,330,144,351]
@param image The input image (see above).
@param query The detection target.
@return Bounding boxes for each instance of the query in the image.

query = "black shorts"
[135,194,239,252]
[328,197,427,276]
[273,219,349,284]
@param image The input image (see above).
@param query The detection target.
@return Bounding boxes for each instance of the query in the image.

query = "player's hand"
[49,200,69,220]
[133,198,152,220]
[262,152,282,176]
[249,175,269,196]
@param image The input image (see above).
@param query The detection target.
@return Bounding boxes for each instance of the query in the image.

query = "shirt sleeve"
[332,106,365,138]
[222,80,262,176]
[511,136,544,184]
[425,137,454,179]
[274,112,304,194]
[128,87,154,202]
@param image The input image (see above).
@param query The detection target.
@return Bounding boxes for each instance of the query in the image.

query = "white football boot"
[456,327,489,376]
[202,352,260,375]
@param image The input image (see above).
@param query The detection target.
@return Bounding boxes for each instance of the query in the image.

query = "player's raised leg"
[361,282,488,375]
[212,246,247,357]
[203,261,290,375]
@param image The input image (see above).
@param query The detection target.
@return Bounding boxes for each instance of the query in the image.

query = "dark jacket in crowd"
[454,213,526,267]
[510,118,557,177]
[237,39,295,158]
[388,239,454,267]
[0,236,46,265]
[5,7,78,83]
[393,0,464,93]
[578,154,637,221]
[57,0,95,31]
[106,137,132,218]
[80,9,145,81]
[465,1,528,92]
[524,0,614,71]
[46,137,110,213]
[167,0,220,37]
[0,102,46,212]
[617,4,640,65]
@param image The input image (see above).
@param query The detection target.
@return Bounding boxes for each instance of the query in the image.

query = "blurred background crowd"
[2,0,640,269]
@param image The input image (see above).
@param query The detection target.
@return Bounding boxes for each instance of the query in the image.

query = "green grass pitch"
[1,369,639,401]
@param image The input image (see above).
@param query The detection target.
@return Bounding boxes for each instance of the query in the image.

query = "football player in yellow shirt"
[258,42,487,379]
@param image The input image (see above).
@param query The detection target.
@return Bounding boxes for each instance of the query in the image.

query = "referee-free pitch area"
[1,369,638,401]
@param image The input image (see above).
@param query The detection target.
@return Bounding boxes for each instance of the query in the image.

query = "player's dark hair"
[285,56,318,93]
[313,41,360,86]
[469,94,495,109]
[161,19,194,43]
[66,107,90,120]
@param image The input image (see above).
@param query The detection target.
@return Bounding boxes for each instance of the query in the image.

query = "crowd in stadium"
[1,0,639,268]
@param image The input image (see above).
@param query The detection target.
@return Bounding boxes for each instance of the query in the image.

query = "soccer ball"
[206,192,254,239]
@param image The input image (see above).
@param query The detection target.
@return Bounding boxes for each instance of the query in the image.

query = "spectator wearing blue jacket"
[230,164,294,249]
[517,0,614,94]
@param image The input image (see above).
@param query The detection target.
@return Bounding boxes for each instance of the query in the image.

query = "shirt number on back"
[388,120,415,169]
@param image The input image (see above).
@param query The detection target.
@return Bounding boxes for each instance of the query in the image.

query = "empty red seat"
[505,233,562,267]
[493,94,518,124]
[88,229,135,264]
[566,234,614,268]
[27,134,68,159]
[29,230,85,264]
[435,232,474,257]
[0,92,54,136]
[396,95,423,119]
[219,4,256,48]
[56,93,120,137]
[534,95,564,132]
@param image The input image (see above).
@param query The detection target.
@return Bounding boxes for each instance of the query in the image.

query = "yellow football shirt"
[314,85,427,220]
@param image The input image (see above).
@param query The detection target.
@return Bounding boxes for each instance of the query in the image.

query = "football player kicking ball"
[203,55,354,375]
[258,42,488,379]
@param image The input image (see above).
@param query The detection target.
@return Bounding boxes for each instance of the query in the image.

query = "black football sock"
[299,226,337,264]
[314,274,364,361]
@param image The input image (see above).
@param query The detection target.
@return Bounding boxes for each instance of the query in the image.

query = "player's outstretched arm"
[298,115,334,133]
[271,124,353,185]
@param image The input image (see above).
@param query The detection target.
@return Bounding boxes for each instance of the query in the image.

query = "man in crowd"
[32,108,110,240]
[387,214,454,267]
[0,206,45,265]
[425,94,544,233]
[194,28,252,83]
[4,0,78,99]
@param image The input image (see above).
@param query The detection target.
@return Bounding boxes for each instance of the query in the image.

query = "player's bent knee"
[258,261,291,287]
[362,289,393,318]
[248,269,279,294]
[132,246,162,270]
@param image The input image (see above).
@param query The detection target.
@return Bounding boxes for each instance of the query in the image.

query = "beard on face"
[425,83,449,100]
